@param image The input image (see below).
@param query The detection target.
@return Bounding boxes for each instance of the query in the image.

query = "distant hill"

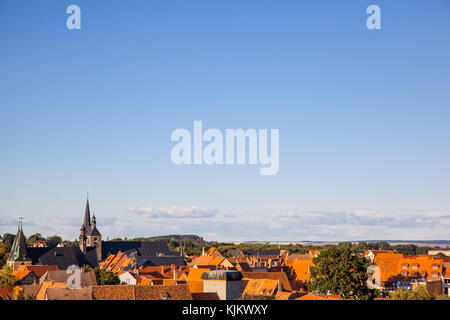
[148,234,204,243]
[109,234,204,243]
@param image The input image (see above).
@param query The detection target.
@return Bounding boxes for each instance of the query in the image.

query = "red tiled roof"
[191,292,220,300]
[17,265,58,278]
[92,285,193,300]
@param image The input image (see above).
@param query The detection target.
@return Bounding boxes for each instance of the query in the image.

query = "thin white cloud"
[3,209,450,242]
[126,205,218,219]
[0,216,22,226]
[265,210,450,233]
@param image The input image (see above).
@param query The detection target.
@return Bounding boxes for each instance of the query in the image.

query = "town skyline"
[1,1,450,242]
[2,192,450,243]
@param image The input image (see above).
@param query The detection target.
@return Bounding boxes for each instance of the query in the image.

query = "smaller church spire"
[7,218,31,266]
[92,213,96,227]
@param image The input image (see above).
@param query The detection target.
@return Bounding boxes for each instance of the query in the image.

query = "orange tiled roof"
[374,253,444,282]
[443,262,450,279]
[295,293,344,300]
[211,257,225,266]
[194,256,214,266]
[100,251,131,272]
[286,259,314,283]
[138,278,163,286]
[16,265,58,278]
[241,272,292,291]
[364,250,396,256]
[99,253,116,269]
[138,265,189,280]
[187,268,209,281]
[243,279,279,297]
[205,247,217,255]
[187,280,203,293]
[163,279,187,286]
[12,270,34,281]
[275,291,299,300]
[36,281,67,300]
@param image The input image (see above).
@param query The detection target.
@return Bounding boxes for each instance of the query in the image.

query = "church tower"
[7,218,32,270]
[79,192,102,261]
[87,214,102,261]
[79,224,87,254]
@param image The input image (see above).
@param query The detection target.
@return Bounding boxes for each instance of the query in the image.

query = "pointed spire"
[7,218,31,262]
[83,191,91,231]
[92,214,96,227]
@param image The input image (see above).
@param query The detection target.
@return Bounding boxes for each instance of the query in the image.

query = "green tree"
[338,241,353,248]
[377,242,391,250]
[46,235,62,247]
[2,233,15,252]
[391,285,432,300]
[81,264,92,272]
[26,233,44,246]
[168,239,180,251]
[15,293,36,300]
[307,246,377,300]
[0,265,18,287]
[94,267,120,285]
[0,247,9,267]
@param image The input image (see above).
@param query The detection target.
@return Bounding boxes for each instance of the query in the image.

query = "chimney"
[172,265,177,280]
[171,264,176,280]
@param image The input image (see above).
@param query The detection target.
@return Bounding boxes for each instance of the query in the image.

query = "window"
[401,272,408,277]
[401,265,408,269]
[432,265,439,270]
[412,265,418,269]
[432,273,439,278]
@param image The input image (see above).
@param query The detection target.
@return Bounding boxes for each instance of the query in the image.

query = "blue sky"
[1,0,449,241]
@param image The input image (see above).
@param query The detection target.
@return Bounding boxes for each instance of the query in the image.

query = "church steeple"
[83,191,92,231]
[7,218,32,270]
[79,191,102,262]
